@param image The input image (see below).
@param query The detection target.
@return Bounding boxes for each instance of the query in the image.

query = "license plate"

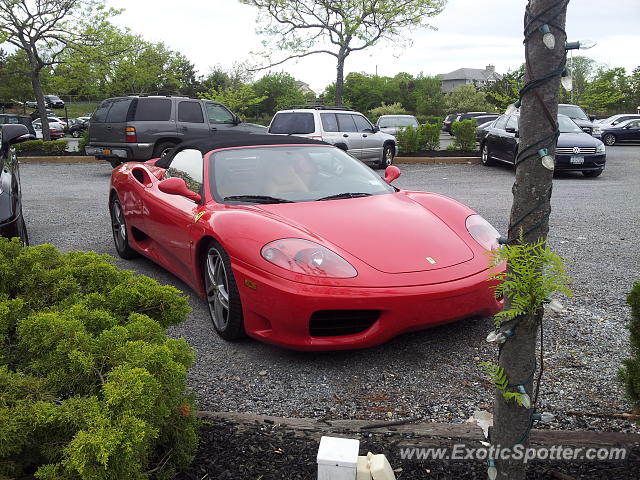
[102,148,112,155]
[570,155,584,164]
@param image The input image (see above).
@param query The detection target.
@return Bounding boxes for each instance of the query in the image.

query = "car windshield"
[210,145,395,204]
[558,115,583,133]
[558,105,589,121]
[379,116,419,128]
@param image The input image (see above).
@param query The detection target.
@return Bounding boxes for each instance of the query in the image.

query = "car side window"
[320,113,339,132]
[352,114,374,133]
[629,120,640,129]
[178,101,205,123]
[337,113,357,132]
[206,103,235,124]
[506,115,518,130]
[493,115,507,130]
[92,100,112,123]
[106,98,131,123]
[163,149,204,195]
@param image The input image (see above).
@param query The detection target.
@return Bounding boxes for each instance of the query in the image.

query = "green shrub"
[0,238,197,480]
[396,125,420,154]
[451,120,478,151]
[79,129,90,153]
[368,102,408,122]
[14,140,67,156]
[422,123,440,150]
[417,115,443,126]
[619,282,640,415]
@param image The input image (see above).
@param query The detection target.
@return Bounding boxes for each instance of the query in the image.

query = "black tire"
[153,141,177,159]
[109,196,139,259]
[583,169,603,178]
[108,158,121,169]
[203,240,245,340]
[602,133,616,146]
[71,129,81,138]
[481,143,496,166]
[377,143,395,168]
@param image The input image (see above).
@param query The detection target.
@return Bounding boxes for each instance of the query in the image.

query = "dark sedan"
[480,114,606,177]
[600,119,640,146]
[0,124,29,244]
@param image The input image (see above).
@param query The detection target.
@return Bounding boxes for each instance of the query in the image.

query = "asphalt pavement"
[18,146,640,431]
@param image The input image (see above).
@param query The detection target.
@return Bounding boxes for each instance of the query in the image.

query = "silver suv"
[86,95,266,167]
[268,106,397,168]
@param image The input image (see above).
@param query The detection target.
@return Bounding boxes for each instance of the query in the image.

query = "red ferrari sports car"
[109,135,504,350]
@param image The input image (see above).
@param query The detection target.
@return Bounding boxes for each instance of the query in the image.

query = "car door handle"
[179,126,187,132]
[343,134,349,137]
[362,134,368,137]
[210,127,217,132]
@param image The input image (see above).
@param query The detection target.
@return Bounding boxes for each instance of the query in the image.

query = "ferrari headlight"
[595,142,606,153]
[466,215,501,251]
[261,238,357,278]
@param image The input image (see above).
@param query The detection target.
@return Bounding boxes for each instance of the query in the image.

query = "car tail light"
[125,126,137,143]
[261,238,357,278]
[466,214,501,251]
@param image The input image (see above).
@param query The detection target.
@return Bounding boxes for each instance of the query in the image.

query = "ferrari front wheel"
[204,241,245,340]
[109,196,138,259]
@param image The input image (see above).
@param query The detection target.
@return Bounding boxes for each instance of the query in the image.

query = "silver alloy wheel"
[603,134,616,146]
[481,144,488,164]
[206,247,230,331]
[384,145,393,166]
[111,200,127,251]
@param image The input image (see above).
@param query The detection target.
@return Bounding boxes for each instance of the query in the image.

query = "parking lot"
[20,146,639,432]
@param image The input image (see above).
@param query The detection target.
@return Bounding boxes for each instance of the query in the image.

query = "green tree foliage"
[558,56,597,105]
[252,72,306,115]
[414,75,445,116]
[582,67,628,115]
[483,65,524,111]
[0,50,36,103]
[0,239,197,479]
[241,0,447,105]
[199,84,266,118]
[368,102,408,122]
[619,282,640,414]
[444,84,495,114]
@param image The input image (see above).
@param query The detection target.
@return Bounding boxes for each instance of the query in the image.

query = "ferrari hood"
[258,193,474,274]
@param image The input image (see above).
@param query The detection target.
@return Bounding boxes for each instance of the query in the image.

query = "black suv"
[0,114,36,137]
[26,95,65,109]
[86,96,267,166]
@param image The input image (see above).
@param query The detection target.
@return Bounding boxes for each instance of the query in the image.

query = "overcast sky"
[106,0,640,93]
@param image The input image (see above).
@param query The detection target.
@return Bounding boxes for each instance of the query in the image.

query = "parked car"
[0,124,29,245]
[0,114,36,137]
[32,116,67,132]
[558,104,595,135]
[29,109,53,121]
[593,114,640,138]
[33,123,64,140]
[25,95,65,109]
[109,134,504,350]
[86,95,266,167]
[268,106,397,168]
[67,118,89,138]
[480,113,606,177]
[442,113,460,134]
[375,115,419,135]
[599,118,640,146]
[476,120,494,142]
[449,112,497,136]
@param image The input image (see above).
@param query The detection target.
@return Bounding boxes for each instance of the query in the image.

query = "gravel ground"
[19,146,640,439]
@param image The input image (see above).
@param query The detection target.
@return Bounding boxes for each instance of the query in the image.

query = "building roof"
[439,67,502,82]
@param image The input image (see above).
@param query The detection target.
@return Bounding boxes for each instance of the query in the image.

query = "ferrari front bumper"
[232,259,504,351]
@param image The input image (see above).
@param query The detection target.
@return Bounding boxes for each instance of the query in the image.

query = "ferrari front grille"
[309,310,380,337]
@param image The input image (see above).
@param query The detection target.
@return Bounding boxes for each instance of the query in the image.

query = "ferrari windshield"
[210,145,395,204]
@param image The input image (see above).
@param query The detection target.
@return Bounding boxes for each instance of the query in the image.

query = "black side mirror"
[233,115,241,125]
[372,125,380,132]
[589,115,596,122]
[1,124,30,145]
[505,127,517,135]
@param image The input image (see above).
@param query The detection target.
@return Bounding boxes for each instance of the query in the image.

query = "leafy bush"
[451,120,478,151]
[14,140,67,156]
[396,125,419,154]
[79,129,90,154]
[619,282,640,415]
[0,239,197,480]
[368,102,408,122]
[417,115,443,126]
[422,123,440,150]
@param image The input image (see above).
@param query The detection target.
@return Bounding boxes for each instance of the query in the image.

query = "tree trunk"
[334,51,347,106]
[492,1,567,479]
[30,69,51,141]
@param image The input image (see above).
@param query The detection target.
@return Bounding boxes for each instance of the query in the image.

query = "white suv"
[268,106,397,168]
